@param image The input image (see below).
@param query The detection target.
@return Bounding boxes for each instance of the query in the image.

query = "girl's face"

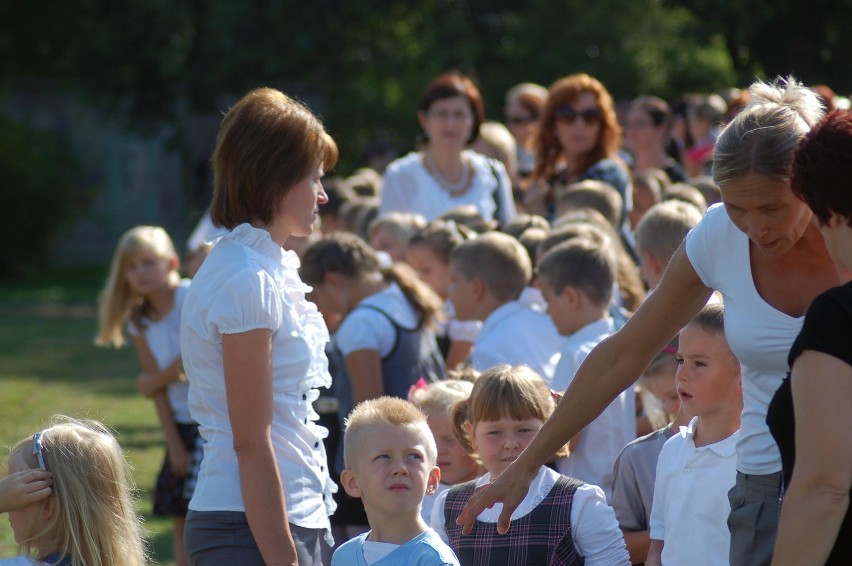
[124,250,174,296]
[720,173,814,257]
[418,96,474,152]
[405,244,451,299]
[370,227,407,263]
[470,415,544,477]
[643,370,681,419]
[427,411,480,485]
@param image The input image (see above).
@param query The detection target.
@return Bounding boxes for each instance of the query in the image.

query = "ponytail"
[382,262,443,330]
[450,397,475,457]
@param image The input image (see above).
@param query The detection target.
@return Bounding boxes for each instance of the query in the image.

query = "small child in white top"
[332,397,460,566]
[537,239,635,498]
[647,304,742,566]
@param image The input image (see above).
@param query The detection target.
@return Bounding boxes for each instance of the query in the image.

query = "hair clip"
[662,345,678,354]
[407,377,430,401]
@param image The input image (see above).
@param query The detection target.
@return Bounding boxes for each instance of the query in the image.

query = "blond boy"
[634,200,702,290]
[333,397,460,566]
[647,304,742,566]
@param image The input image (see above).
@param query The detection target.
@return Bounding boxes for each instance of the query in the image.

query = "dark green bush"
[0,116,83,278]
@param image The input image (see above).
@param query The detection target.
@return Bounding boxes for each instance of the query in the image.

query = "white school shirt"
[649,417,739,566]
[380,150,517,223]
[180,224,336,535]
[335,283,418,357]
[553,318,636,500]
[430,467,630,566]
[127,278,192,423]
[470,300,563,383]
[686,203,803,475]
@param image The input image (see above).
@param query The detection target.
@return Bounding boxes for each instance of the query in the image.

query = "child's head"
[634,200,703,289]
[451,365,566,476]
[449,232,531,321]
[639,339,681,429]
[554,180,624,230]
[96,225,180,348]
[405,219,474,299]
[341,397,440,521]
[410,380,481,485]
[6,417,145,566]
[301,232,442,327]
[368,212,426,262]
[676,304,742,418]
[537,239,616,335]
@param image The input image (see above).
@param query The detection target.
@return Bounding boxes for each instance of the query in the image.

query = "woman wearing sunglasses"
[379,72,516,224]
[524,74,630,225]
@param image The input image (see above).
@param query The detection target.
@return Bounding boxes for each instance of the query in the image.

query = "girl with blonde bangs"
[95,226,179,348]
[526,74,631,226]
[4,417,146,566]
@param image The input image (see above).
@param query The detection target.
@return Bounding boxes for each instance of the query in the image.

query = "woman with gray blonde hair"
[458,77,841,566]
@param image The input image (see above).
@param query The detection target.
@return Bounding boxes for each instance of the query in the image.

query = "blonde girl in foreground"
[1,417,145,566]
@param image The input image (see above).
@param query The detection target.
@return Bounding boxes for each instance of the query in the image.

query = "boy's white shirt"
[553,317,636,500]
[649,416,739,566]
[430,467,630,566]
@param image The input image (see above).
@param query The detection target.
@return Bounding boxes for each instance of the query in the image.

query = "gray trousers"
[185,510,323,565]
[727,471,783,566]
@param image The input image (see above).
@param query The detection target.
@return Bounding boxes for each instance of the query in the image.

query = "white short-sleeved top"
[649,417,738,566]
[127,278,192,423]
[379,150,517,223]
[430,467,630,566]
[554,318,635,499]
[180,223,336,530]
[471,300,563,383]
[685,203,804,474]
[335,283,417,357]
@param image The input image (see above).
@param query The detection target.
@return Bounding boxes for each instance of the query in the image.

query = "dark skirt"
[153,422,201,517]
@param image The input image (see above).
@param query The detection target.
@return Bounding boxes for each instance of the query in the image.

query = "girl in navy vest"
[431,365,629,565]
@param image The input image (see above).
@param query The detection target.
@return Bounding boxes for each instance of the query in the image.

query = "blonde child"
[410,379,484,520]
[95,225,197,566]
[405,220,481,369]
[369,212,427,262]
[333,397,460,565]
[647,304,742,566]
[1,417,146,565]
[432,365,629,565]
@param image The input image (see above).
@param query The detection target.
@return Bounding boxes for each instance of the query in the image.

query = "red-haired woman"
[379,72,516,224]
[525,74,631,225]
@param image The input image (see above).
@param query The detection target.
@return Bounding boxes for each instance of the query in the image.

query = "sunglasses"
[554,106,603,125]
[33,431,47,470]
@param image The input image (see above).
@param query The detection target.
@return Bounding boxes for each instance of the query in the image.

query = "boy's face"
[447,263,478,321]
[427,411,480,485]
[341,423,440,522]
[538,277,579,336]
[676,324,742,417]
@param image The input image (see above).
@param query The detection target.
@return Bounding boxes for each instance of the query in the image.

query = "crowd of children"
[8,72,840,565]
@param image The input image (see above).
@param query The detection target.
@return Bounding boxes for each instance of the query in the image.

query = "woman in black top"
[767,109,852,565]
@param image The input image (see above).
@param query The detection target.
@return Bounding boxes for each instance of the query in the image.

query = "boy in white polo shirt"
[647,304,742,566]
[537,239,635,500]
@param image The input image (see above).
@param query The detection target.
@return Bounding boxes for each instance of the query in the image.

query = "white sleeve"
[208,269,282,334]
[379,161,417,216]
[684,203,726,289]
[335,308,396,357]
[429,488,451,544]
[648,446,670,540]
[570,483,631,565]
[447,318,481,342]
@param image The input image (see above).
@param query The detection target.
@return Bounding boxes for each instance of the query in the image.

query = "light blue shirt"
[332,529,460,566]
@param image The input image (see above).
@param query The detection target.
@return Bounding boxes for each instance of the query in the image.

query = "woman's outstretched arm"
[458,243,712,534]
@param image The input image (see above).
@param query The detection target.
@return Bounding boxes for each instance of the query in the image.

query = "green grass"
[0,268,177,564]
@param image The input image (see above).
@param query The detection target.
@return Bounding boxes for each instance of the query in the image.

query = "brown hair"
[450,232,531,302]
[300,233,442,328]
[538,239,616,307]
[210,87,338,229]
[533,74,622,182]
[450,365,568,460]
[417,72,485,145]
